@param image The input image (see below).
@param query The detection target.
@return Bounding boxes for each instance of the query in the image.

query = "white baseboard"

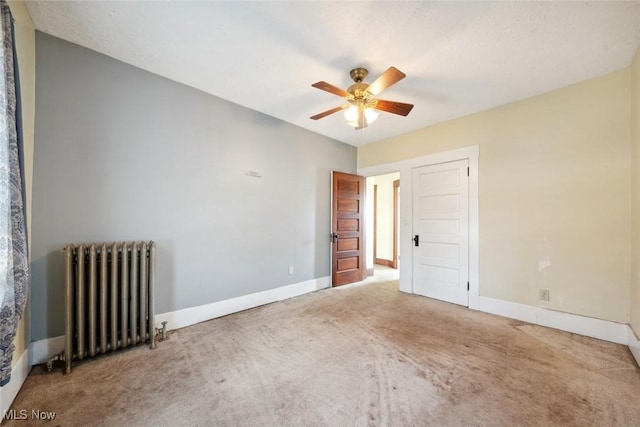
[629,326,640,367]
[30,335,65,366]
[0,345,31,421]
[477,296,537,324]
[156,276,331,332]
[478,296,628,345]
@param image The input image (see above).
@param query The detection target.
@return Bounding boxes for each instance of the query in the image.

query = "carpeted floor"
[7,280,640,426]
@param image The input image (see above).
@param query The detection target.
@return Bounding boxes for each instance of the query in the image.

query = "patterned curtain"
[0,0,29,386]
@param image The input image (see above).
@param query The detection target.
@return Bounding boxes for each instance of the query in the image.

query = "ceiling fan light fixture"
[364,107,378,124]
[344,105,359,122]
[344,104,378,128]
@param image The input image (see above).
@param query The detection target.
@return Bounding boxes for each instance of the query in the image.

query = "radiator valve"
[46,352,67,373]
[156,321,168,341]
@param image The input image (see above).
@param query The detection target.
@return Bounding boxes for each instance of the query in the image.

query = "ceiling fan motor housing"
[348,82,373,104]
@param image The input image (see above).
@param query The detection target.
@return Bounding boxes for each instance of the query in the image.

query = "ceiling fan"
[310,66,414,130]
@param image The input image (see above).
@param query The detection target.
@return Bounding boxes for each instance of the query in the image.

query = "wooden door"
[332,171,365,286]
[412,160,469,306]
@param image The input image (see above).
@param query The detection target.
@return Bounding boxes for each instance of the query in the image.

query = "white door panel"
[422,242,460,269]
[417,168,460,189]
[413,160,469,306]
[417,194,460,213]
[419,218,460,236]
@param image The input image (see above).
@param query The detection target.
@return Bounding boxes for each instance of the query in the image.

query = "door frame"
[357,146,479,309]
[372,180,399,269]
[393,179,399,269]
[373,184,378,263]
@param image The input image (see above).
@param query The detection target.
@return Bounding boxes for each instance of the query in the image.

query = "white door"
[412,160,469,306]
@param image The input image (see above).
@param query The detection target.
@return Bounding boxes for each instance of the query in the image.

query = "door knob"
[331,233,339,243]
[414,235,419,247]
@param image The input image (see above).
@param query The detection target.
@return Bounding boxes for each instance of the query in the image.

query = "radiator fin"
[64,241,156,373]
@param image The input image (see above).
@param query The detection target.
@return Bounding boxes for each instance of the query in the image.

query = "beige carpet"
[7,281,640,426]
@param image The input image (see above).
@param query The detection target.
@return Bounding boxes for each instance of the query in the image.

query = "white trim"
[0,345,31,419]
[358,145,480,308]
[155,276,331,331]
[358,146,479,178]
[629,326,640,367]
[30,335,64,366]
[467,155,479,310]
[478,296,538,324]
[478,296,628,344]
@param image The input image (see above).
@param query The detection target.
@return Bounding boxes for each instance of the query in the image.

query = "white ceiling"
[25,1,640,147]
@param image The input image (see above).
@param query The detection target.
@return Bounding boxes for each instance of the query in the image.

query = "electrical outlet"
[539,288,550,301]
[288,266,294,275]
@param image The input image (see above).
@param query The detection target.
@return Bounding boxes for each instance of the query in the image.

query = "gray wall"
[32,32,356,341]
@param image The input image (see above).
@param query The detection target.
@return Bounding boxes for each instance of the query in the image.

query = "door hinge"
[467,281,469,291]
[467,167,469,176]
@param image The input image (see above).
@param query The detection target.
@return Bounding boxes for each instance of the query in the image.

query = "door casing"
[357,146,479,309]
[372,180,400,269]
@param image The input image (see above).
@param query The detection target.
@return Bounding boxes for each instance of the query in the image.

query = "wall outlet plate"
[288,266,294,275]
[539,288,550,301]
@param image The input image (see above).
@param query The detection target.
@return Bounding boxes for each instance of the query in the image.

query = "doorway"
[357,145,479,308]
[368,172,400,281]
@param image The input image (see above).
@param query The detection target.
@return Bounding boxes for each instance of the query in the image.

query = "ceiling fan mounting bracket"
[350,67,368,83]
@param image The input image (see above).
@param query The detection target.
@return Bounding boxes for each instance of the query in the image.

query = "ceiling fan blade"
[366,67,406,96]
[372,99,414,116]
[310,105,348,120]
[311,81,350,98]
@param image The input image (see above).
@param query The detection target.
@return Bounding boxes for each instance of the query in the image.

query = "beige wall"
[373,172,399,262]
[359,69,631,323]
[631,47,640,335]
[7,0,35,366]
